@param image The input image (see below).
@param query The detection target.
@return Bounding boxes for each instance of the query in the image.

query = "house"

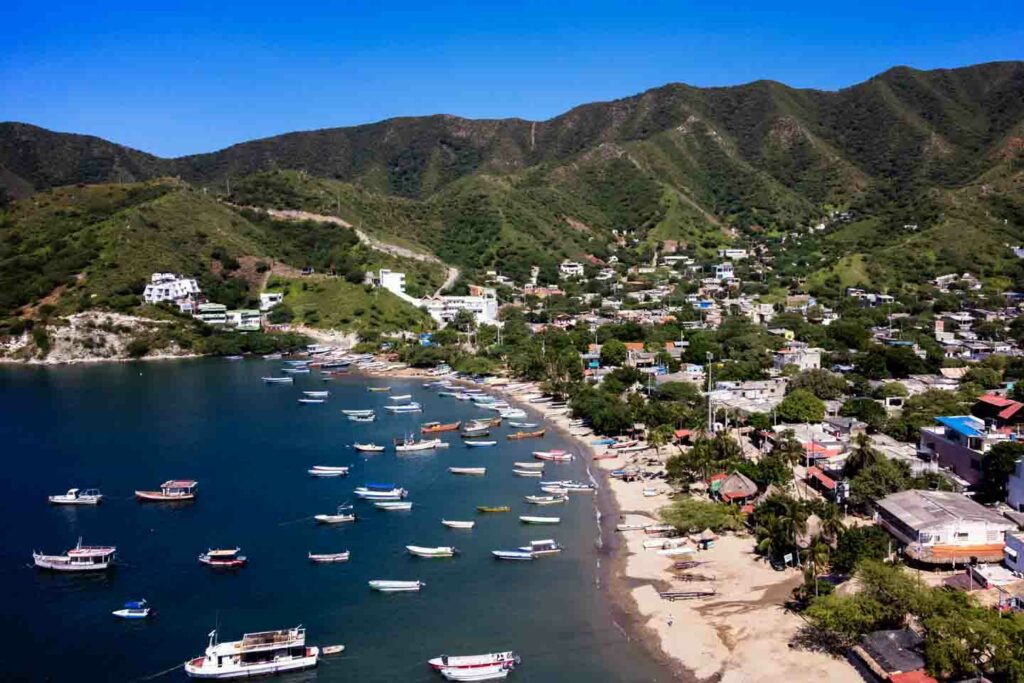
[709,471,758,503]
[422,293,499,326]
[194,303,227,325]
[717,248,749,260]
[917,415,1011,485]
[559,260,585,279]
[972,394,1024,429]
[874,489,1016,564]
[1007,457,1024,511]
[713,263,734,281]
[1005,532,1024,573]
[772,345,822,372]
[226,309,261,331]
[259,292,284,311]
[370,269,407,297]
[851,629,935,683]
[142,273,201,305]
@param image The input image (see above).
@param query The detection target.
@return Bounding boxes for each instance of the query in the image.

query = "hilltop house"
[143,273,201,311]
[559,260,585,279]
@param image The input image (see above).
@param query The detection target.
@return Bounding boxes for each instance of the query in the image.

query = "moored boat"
[342,409,375,417]
[374,501,413,511]
[388,394,413,401]
[513,469,542,477]
[308,551,350,563]
[461,428,490,438]
[112,599,152,619]
[33,538,115,572]
[198,548,247,569]
[464,439,496,448]
[512,462,544,470]
[506,429,545,440]
[298,398,325,405]
[48,487,103,505]
[321,645,346,655]
[354,484,408,500]
[282,367,310,374]
[308,468,346,477]
[520,539,563,556]
[524,495,568,505]
[428,651,520,671]
[348,414,376,422]
[508,421,538,428]
[385,402,422,413]
[303,390,330,398]
[533,450,572,462]
[440,664,514,681]
[314,505,357,523]
[449,467,486,475]
[406,545,457,558]
[310,465,350,474]
[353,443,385,452]
[491,549,534,561]
[394,437,443,452]
[135,480,197,502]
[262,376,294,384]
[476,506,510,513]
[519,515,561,524]
[184,627,318,679]
[441,519,475,529]
[369,579,424,592]
[422,421,461,433]
[367,386,391,392]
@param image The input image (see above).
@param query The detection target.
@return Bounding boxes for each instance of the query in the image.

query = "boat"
[224,355,244,361]
[520,539,563,556]
[342,409,375,417]
[533,450,573,462]
[33,538,115,572]
[507,429,545,440]
[308,551,350,563]
[307,469,345,478]
[314,505,357,523]
[321,645,346,655]
[539,485,568,496]
[441,519,475,529]
[524,495,568,505]
[374,501,413,511]
[354,443,385,452]
[643,488,659,497]
[406,545,457,558]
[658,547,696,557]
[513,469,542,477]
[354,484,408,500]
[428,652,520,671]
[440,664,514,681]
[464,440,497,448]
[508,422,538,428]
[547,481,595,493]
[282,367,310,374]
[385,402,423,413]
[498,409,527,419]
[461,428,490,438]
[591,437,616,446]
[476,506,510,513]
[369,580,424,592]
[310,465,350,474]
[616,523,650,532]
[112,599,152,619]
[492,550,534,561]
[48,487,103,505]
[199,548,247,569]
[422,421,461,434]
[519,516,560,524]
[135,480,197,502]
[184,627,319,679]
[471,417,502,428]
[388,394,413,401]
[303,390,330,398]
[284,360,310,366]
[298,398,325,405]
[263,353,283,360]
[262,376,294,384]
[395,437,444,452]
[512,462,544,470]
[349,414,376,422]
[449,467,486,475]
[367,386,391,392]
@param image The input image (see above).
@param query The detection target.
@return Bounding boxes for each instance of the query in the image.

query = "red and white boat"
[533,450,573,462]
[429,651,520,672]
[135,480,198,501]
[199,548,247,569]
[33,537,116,572]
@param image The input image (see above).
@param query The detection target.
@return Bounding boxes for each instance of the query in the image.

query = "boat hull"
[185,652,318,679]
[135,491,195,502]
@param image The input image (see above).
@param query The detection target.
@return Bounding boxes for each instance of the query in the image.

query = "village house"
[559,260,585,279]
[259,292,284,311]
[772,344,822,372]
[917,415,1011,485]
[972,393,1024,429]
[1007,458,1024,512]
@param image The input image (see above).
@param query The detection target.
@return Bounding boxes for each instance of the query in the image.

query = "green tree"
[849,459,912,508]
[659,497,745,533]
[648,424,676,460]
[777,388,825,423]
[844,433,884,477]
[789,369,848,400]
[832,525,891,574]
[599,339,627,367]
[976,441,1024,504]
[840,398,887,432]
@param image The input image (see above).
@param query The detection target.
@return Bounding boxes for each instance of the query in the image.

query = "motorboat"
[441,519,475,529]
[540,485,568,496]
[33,538,115,572]
[199,548,247,569]
[542,481,594,493]
[263,353,283,360]
[354,484,408,500]
[303,390,330,398]
[388,394,413,401]
[428,652,520,671]
[135,480,197,502]
[513,469,542,477]
[112,599,152,619]
[461,429,490,438]
[492,550,534,561]
[308,551,350,563]
[282,367,310,374]
[512,462,544,470]
[369,580,424,592]
[224,355,244,361]
[422,421,461,433]
[449,467,486,475]
[367,386,391,392]
[533,450,572,462]
[508,422,539,428]
[342,409,375,417]
[321,645,346,655]
[354,443,385,452]
[464,440,497,448]
[476,506,510,513]
[385,402,422,413]
[262,376,294,384]
[374,501,413,511]
[520,539,563,556]
[184,627,319,679]
[519,516,560,525]
[506,429,544,440]
[657,547,696,557]
[48,487,103,505]
[439,664,513,681]
[395,437,444,452]
[406,545,457,558]
[310,465,350,475]
[315,505,357,524]
[348,414,376,422]
[524,495,568,505]
[298,398,325,405]
[498,409,526,419]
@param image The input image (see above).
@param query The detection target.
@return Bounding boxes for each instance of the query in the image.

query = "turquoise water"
[0,360,666,681]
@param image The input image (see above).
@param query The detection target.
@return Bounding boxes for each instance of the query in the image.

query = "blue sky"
[1,0,1021,157]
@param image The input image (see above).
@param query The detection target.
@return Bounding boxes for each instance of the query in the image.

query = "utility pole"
[706,352,714,434]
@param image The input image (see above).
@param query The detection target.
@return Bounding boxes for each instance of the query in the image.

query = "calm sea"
[0,360,667,682]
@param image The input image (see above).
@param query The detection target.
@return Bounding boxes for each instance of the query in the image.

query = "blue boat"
[365,482,397,491]
[112,599,151,619]
[591,438,616,446]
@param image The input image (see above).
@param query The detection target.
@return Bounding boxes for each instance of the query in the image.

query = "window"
[955,532,969,539]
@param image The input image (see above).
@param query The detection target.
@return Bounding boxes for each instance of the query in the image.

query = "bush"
[126,338,151,358]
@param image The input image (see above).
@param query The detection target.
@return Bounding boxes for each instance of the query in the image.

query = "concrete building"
[1008,457,1024,511]
[875,489,1015,564]
[142,273,201,304]
[717,248,749,260]
[559,260,585,279]
[422,293,499,326]
[918,415,1011,485]
[1004,532,1024,573]
[713,263,735,281]
[259,292,284,311]
[772,345,822,372]
[226,309,261,331]
[371,269,407,297]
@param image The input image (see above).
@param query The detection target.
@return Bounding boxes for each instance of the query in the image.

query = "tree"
[976,441,1024,504]
[844,433,884,477]
[666,433,743,485]
[648,424,676,460]
[599,339,627,367]
[963,366,1001,389]
[659,497,745,533]
[777,388,825,424]
[832,525,891,574]
[789,369,848,400]
[849,459,912,508]
[450,308,477,333]
[840,398,887,432]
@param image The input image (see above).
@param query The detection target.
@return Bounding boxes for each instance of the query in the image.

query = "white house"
[713,263,734,281]
[773,345,823,372]
[717,248,749,260]
[559,260,585,279]
[374,269,407,297]
[422,293,498,326]
[259,292,284,311]
[1007,457,1024,511]
[143,273,201,304]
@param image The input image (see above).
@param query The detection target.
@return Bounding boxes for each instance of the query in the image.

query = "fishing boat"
[112,599,152,619]
[513,469,542,477]
[353,443,385,452]
[428,652,520,672]
[369,580,424,592]
[199,548,247,569]
[422,421,461,434]
[441,519,475,529]
[472,416,502,428]
[314,505,357,523]
[263,353,283,360]
[33,538,115,572]
[348,414,376,422]
[135,480,197,502]
[282,367,310,374]
[406,545,457,558]
[616,523,650,532]
[533,450,572,462]
[524,495,568,505]
[529,396,553,404]
[519,516,561,525]
[321,645,346,655]
[308,551,350,563]
[385,402,422,413]
[284,360,310,366]
[342,409,375,417]
[184,627,319,679]
[476,506,510,513]
[449,467,486,475]
[367,386,391,392]
[374,501,413,511]
[439,664,514,681]
[48,487,103,505]
[298,398,325,405]
[539,485,568,496]
[508,421,539,428]
[520,539,563,556]
[307,468,344,478]
[395,437,443,452]
[303,390,330,398]
[542,481,594,493]
[354,484,408,500]
[262,376,294,384]
[310,465,350,475]
[464,440,497,448]
[506,429,545,440]
[609,439,640,450]
[492,549,534,561]
[461,430,490,439]
[388,394,413,401]
[512,462,544,470]
[498,409,527,419]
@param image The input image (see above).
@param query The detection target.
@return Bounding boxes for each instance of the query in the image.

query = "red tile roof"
[806,466,836,491]
[889,672,938,683]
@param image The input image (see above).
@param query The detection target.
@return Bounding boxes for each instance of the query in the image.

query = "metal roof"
[876,490,1013,531]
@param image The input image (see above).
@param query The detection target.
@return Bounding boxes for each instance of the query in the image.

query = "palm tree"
[649,424,676,461]
[816,503,845,545]
[802,536,831,597]
[844,433,882,477]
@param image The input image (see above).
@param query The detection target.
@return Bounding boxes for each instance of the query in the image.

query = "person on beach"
[667,615,674,628]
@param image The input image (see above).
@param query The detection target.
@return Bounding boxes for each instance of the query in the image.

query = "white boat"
[388,394,413,401]
[513,469,542,477]
[298,398,325,405]
[508,422,539,428]
[308,469,344,478]
[348,414,376,422]
[112,599,152,619]
[353,443,385,452]
[263,353,283,360]
[533,450,573,462]
[321,645,346,655]
[48,487,103,505]
[282,367,311,374]
[440,664,512,681]
[394,437,443,452]
[374,501,413,511]
[512,462,544,470]
[519,516,560,525]
[354,485,408,500]
[657,546,697,557]
[449,467,486,476]
[464,440,497,448]
[135,479,198,502]
[428,652,520,672]
[303,390,330,398]
[308,551,350,563]
[384,402,422,413]
[616,523,650,532]
[406,545,457,558]
[492,549,534,561]
[545,481,595,493]
[441,519,475,529]
[311,465,350,474]
[314,505,357,524]
[643,488,659,497]
[498,409,527,419]
[262,376,294,384]
[342,409,375,416]
[520,539,563,556]
[539,485,568,495]
[524,495,567,505]
[198,548,248,569]
[184,627,319,679]
[33,538,115,572]
[369,580,424,592]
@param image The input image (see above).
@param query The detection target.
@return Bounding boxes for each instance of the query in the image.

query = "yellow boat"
[476,506,511,513]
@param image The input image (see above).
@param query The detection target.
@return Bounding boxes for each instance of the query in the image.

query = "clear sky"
[2,0,1021,157]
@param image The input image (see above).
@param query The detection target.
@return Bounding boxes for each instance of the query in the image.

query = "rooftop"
[876,490,1012,531]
